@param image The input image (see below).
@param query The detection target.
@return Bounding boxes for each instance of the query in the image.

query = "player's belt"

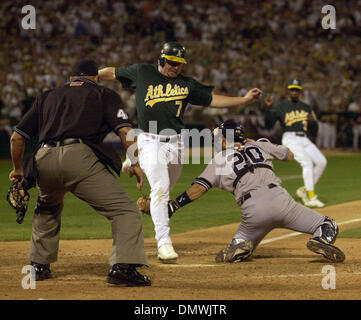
[233,163,274,189]
[287,131,306,137]
[40,138,83,148]
[143,132,181,143]
[239,183,278,205]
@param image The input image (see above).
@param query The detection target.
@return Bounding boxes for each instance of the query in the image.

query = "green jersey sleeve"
[115,64,140,89]
[187,78,214,106]
[264,102,281,129]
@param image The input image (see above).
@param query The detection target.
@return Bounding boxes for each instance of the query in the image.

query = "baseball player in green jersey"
[264,79,327,208]
[99,41,262,263]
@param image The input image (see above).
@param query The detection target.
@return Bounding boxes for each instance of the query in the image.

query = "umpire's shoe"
[30,261,52,281]
[107,263,151,286]
[215,240,253,263]
[307,237,345,263]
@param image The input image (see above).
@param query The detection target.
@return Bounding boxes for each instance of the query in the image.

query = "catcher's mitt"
[136,196,151,215]
[6,181,30,224]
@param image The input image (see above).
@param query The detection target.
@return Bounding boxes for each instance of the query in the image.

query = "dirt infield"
[1,201,361,300]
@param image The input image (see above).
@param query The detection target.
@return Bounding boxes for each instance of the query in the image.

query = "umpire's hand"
[128,165,144,190]
[9,169,24,183]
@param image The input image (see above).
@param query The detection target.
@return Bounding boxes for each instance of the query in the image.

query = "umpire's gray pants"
[235,185,325,249]
[29,143,148,266]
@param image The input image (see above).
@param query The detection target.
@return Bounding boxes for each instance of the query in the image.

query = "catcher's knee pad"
[317,216,339,244]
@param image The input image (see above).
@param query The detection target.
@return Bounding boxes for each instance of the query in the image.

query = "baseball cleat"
[304,196,325,208]
[296,187,308,204]
[157,243,179,264]
[307,238,345,263]
[215,240,253,263]
[107,263,151,286]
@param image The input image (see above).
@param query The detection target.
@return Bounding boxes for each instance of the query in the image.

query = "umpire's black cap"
[71,60,98,76]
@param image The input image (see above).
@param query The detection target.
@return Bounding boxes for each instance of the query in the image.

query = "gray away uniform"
[193,141,326,249]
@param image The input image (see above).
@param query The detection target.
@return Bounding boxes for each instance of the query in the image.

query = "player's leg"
[282,135,315,204]
[168,136,184,191]
[307,217,345,262]
[279,190,345,262]
[303,139,327,186]
[216,187,278,263]
[138,134,178,262]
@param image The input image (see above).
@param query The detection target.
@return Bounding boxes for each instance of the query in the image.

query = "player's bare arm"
[98,67,116,81]
[118,126,143,190]
[9,131,26,182]
[210,88,262,108]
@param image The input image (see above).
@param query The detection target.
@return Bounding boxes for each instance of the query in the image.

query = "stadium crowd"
[1,0,361,150]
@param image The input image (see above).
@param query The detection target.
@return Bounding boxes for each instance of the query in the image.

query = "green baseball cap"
[287,79,303,90]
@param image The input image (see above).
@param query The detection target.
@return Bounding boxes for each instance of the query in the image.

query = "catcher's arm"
[168,183,207,218]
[9,132,26,183]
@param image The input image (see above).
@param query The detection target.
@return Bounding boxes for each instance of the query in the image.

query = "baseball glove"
[7,181,30,224]
[136,196,151,215]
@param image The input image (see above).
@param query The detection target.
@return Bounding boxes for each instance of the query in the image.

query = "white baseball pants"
[282,132,327,191]
[137,132,184,248]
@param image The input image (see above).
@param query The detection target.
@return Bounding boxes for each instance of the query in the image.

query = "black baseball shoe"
[307,237,345,263]
[30,262,52,281]
[107,264,151,286]
[215,240,253,263]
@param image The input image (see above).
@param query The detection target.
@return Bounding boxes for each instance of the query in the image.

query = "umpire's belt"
[239,183,278,205]
[40,138,83,148]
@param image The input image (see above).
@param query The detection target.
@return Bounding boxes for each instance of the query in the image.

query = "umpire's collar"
[66,78,98,85]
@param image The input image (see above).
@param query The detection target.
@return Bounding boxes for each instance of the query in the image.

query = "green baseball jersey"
[265,98,316,133]
[115,64,214,134]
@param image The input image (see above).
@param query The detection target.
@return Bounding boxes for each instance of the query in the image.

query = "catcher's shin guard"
[215,240,253,263]
[307,216,345,262]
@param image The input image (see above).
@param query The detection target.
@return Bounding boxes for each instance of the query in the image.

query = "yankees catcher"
[264,79,327,208]
[167,120,345,263]
[99,42,262,263]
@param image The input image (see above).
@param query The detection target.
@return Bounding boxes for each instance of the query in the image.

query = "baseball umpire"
[264,79,327,208]
[98,41,262,263]
[168,120,345,263]
[9,60,151,286]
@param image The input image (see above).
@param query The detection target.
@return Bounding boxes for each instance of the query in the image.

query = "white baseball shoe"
[304,196,325,208]
[296,187,308,204]
[157,243,178,263]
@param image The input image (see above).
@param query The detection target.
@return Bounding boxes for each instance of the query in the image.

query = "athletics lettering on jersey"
[144,83,189,107]
[284,110,309,127]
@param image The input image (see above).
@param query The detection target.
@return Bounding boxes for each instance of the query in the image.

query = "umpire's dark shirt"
[15,78,132,176]
[15,78,131,144]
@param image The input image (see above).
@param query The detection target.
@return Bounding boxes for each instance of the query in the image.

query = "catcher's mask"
[212,120,246,146]
[6,180,30,224]
[158,41,187,67]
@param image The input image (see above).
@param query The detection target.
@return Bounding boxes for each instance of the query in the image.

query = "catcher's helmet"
[159,41,187,67]
[213,120,245,144]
